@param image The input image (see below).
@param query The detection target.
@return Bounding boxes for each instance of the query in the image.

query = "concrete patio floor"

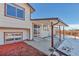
[24,38,52,55]
[24,36,66,56]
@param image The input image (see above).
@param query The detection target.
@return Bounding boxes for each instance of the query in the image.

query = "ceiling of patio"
[31,18,68,27]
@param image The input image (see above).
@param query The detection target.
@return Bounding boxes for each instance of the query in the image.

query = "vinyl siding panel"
[0,3,32,29]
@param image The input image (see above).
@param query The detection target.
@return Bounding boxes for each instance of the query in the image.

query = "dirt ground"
[0,42,47,56]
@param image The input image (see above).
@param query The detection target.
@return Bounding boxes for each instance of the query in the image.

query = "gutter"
[58,18,68,26]
[27,3,35,12]
[52,20,60,25]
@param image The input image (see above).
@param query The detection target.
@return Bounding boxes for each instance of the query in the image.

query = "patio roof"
[31,18,68,26]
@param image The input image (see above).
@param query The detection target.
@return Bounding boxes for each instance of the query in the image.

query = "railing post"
[63,26,65,39]
[59,25,61,44]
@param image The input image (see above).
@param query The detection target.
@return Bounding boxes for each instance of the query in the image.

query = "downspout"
[29,8,32,40]
[51,20,60,47]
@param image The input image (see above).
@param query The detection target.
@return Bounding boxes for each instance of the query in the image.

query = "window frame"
[6,4,17,18]
[4,3,25,20]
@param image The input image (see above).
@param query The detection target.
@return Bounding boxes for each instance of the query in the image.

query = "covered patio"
[31,18,68,48]
[25,18,68,55]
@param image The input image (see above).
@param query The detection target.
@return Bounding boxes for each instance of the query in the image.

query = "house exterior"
[0,3,34,45]
[0,3,68,48]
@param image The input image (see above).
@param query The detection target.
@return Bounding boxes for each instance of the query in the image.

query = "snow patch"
[57,36,79,56]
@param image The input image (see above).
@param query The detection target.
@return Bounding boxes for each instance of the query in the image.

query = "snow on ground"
[65,35,79,39]
[57,36,79,56]
[25,35,79,56]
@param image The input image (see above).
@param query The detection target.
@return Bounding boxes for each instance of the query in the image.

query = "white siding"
[0,3,33,45]
[0,4,32,29]
[0,32,4,45]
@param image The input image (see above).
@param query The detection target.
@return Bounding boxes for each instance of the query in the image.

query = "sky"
[30,3,79,29]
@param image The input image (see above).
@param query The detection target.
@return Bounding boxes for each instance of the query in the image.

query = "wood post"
[51,22,54,47]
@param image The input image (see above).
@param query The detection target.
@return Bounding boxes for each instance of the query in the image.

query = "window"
[34,25,40,37]
[34,25,40,28]
[17,9,24,19]
[4,32,23,41]
[7,4,16,17]
[43,25,48,31]
[5,4,25,20]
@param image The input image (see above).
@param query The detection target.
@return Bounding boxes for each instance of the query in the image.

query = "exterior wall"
[0,4,32,29]
[0,32,4,45]
[32,24,59,38]
[0,3,33,45]
[40,24,50,38]
[32,23,51,38]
